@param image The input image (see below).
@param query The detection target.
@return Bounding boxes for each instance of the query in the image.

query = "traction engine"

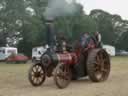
[28,19,111,89]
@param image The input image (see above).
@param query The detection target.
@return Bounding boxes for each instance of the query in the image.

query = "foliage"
[0,1,128,56]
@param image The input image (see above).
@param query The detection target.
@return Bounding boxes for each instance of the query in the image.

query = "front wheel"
[54,63,71,89]
[28,63,46,86]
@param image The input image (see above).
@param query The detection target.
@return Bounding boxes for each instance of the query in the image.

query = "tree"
[55,4,96,42]
[0,0,27,46]
[90,9,116,45]
[116,31,128,50]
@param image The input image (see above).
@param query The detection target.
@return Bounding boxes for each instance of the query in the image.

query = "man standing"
[95,32,102,47]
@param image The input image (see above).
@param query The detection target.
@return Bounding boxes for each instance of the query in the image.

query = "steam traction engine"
[28,20,111,89]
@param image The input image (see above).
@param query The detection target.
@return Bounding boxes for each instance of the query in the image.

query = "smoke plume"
[44,0,78,19]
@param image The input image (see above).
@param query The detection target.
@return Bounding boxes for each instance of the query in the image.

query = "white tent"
[103,45,115,56]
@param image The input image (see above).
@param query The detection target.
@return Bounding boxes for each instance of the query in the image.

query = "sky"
[76,0,128,20]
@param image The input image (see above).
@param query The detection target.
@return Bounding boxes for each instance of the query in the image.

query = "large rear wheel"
[28,63,46,86]
[54,63,71,89]
[87,49,110,82]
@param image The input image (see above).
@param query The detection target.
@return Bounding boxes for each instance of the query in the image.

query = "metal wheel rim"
[95,50,110,80]
[54,63,71,88]
[29,63,45,86]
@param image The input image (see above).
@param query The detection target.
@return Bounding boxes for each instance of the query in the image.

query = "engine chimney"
[45,19,56,50]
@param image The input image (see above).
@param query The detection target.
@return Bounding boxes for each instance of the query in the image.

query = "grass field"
[0,56,128,96]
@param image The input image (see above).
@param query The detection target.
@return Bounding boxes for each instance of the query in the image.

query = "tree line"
[0,0,128,56]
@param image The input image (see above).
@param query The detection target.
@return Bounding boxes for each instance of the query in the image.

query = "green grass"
[0,56,128,96]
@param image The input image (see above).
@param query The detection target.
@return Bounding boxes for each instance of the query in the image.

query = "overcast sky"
[77,0,127,20]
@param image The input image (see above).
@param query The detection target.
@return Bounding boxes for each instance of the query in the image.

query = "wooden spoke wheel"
[87,49,111,82]
[28,63,46,86]
[54,63,71,89]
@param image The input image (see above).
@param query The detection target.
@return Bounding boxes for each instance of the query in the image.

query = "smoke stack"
[45,18,56,49]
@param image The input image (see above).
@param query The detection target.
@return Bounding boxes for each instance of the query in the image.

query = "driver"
[80,32,90,48]
[73,32,91,79]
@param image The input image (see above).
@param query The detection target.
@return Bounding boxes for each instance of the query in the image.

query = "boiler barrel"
[42,53,77,67]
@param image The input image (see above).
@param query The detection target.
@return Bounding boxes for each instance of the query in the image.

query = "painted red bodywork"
[56,53,78,65]
[55,38,96,65]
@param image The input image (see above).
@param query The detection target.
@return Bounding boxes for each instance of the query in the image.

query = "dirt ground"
[0,56,128,96]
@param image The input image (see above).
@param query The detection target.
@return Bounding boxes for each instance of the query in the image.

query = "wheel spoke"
[36,65,39,68]
[37,78,41,84]
[57,74,64,79]
[56,70,65,78]
[34,65,43,72]
[33,67,37,72]
[96,55,103,66]
[94,65,99,71]
[101,68,108,73]
[40,73,45,77]
[35,65,40,71]
[99,52,103,60]
[35,78,40,84]
[65,74,70,80]
[31,71,34,75]
[38,66,41,72]
[103,58,108,64]
[96,55,100,64]
[39,76,43,81]
[31,75,34,80]
[101,58,107,71]
[33,77,37,83]
[96,72,102,79]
